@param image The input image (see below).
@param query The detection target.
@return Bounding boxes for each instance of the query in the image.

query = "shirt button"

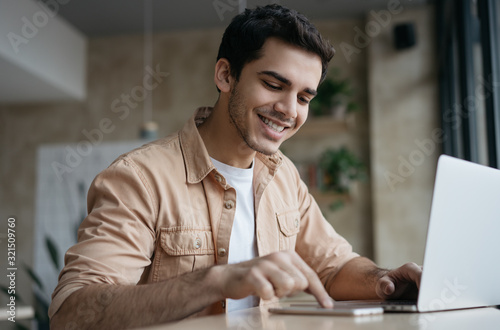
[295,218,300,228]
[194,238,202,249]
[215,174,222,183]
[218,248,227,257]
[224,200,235,209]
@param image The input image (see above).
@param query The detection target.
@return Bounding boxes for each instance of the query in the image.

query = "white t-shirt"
[210,157,258,312]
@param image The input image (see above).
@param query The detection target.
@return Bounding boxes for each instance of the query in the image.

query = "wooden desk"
[138,294,500,330]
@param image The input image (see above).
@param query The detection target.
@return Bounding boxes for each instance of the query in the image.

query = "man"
[50,4,421,329]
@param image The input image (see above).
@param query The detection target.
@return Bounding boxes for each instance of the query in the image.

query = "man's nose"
[274,94,297,119]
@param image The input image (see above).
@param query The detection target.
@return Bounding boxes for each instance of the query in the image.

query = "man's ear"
[214,58,234,93]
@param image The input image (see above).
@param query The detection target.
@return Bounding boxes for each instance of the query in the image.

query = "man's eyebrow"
[258,70,317,96]
[258,71,291,86]
[304,88,317,96]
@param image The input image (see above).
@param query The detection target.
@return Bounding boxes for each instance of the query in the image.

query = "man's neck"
[197,102,256,169]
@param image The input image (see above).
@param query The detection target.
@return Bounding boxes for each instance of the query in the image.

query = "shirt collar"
[179,107,283,184]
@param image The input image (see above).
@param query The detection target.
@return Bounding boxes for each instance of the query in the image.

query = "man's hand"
[215,250,334,308]
[375,262,422,300]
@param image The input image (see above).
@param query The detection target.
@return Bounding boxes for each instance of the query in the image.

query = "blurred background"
[1,0,499,328]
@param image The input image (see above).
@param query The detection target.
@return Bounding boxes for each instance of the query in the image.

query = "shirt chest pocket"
[276,210,301,251]
[152,227,215,282]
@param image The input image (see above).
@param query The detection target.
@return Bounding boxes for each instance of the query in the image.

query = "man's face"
[226,37,323,156]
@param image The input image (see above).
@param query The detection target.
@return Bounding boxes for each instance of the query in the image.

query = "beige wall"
[369,5,440,267]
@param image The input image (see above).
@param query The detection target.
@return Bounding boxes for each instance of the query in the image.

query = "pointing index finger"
[290,253,334,308]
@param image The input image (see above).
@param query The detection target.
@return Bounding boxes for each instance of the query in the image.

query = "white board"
[34,140,147,301]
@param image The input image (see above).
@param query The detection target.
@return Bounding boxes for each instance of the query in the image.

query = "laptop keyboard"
[384,300,417,305]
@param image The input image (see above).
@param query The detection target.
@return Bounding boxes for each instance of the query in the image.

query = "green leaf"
[329,199,345,211]
[0,284,9,295]
[0,284,24,303]
[33,290,50,325]
[46,236,60,270]
[22,263,44,291]
[318,146,366,193]
[14,323,30,330]
[311,67,360,117]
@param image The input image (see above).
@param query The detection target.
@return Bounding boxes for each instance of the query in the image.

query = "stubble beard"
[227,84,277,156]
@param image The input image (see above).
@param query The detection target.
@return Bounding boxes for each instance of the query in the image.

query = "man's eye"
[298,96,310,104]
[264,81,281,90]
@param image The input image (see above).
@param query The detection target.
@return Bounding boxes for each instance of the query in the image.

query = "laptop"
[274,154,500,313]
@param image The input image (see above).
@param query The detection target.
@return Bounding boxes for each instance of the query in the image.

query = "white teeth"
[260,116,285,133]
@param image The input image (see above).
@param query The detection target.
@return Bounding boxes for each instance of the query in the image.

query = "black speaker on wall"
[394,23,416,50]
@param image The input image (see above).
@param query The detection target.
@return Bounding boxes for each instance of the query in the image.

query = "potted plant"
[309,68,359,119]
[1,236,60,330]
[318,146,366,194]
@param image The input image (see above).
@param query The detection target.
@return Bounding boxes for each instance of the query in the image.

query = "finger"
[376,263,422,299]
[259,257,308,298]
[246,267,276,301]
[410,264,423,289]
[247,259,307,300]
[289,254,334,308]
[267,269,298,298]
[394,263,422,289]
[376,276,396,299]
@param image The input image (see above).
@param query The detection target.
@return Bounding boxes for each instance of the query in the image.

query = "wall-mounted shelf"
[293,117,348,138]
[309,189,350,206]
[286,116,354,211]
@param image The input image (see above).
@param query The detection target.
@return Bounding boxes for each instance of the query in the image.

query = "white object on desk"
[0,305,34,321]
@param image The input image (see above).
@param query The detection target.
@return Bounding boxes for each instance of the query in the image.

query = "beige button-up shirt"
[49,107,359,318]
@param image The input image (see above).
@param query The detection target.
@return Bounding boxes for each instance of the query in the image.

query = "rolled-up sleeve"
[49,156,157,318]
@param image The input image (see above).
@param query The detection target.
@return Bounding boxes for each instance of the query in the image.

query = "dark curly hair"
[216,4,335,86]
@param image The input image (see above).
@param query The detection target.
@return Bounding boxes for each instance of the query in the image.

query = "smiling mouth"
[258,115,286,133]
